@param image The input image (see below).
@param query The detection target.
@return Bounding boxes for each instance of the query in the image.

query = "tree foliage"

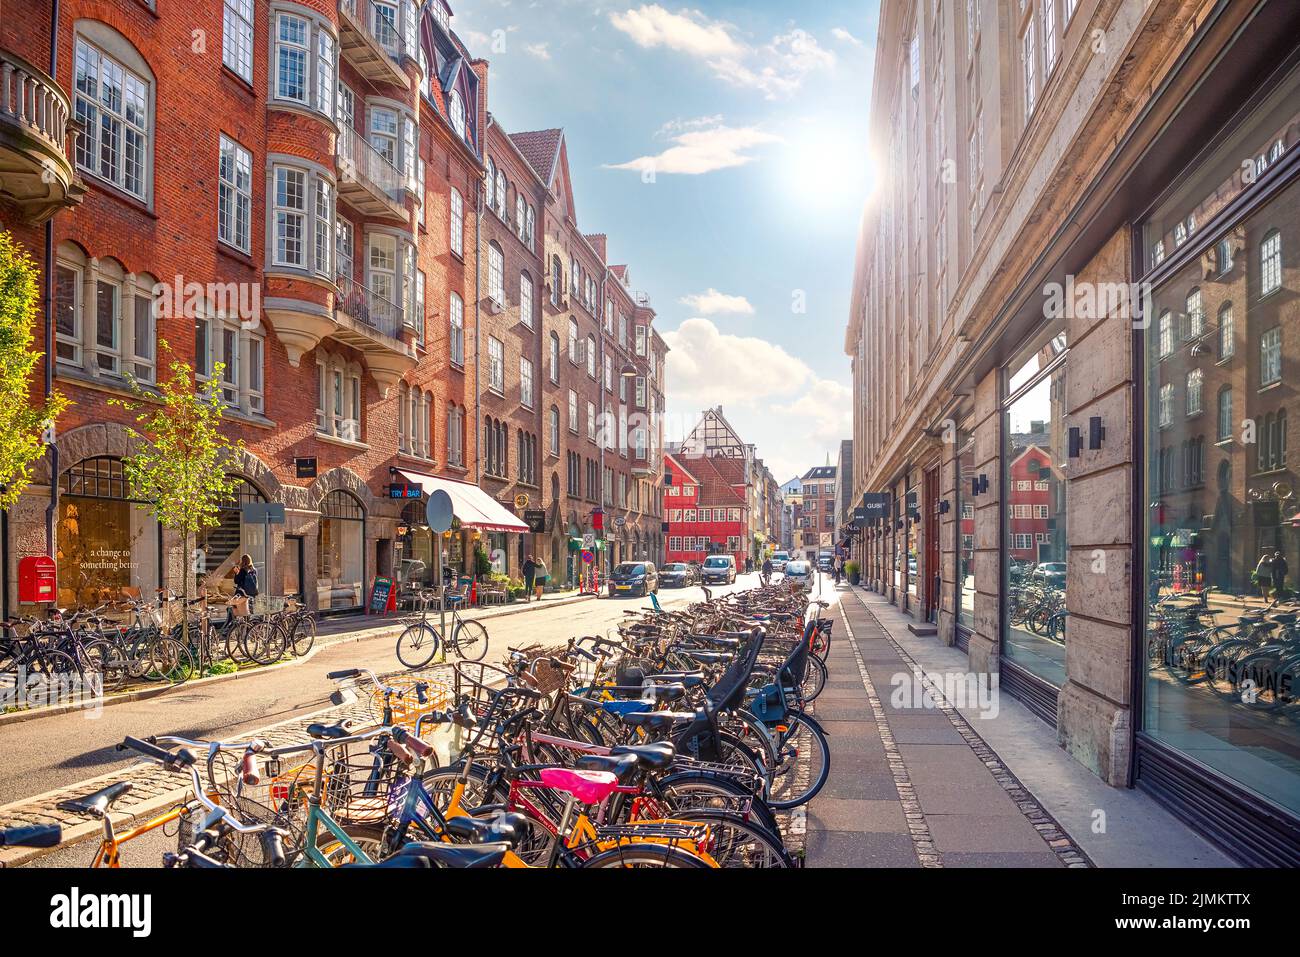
[0,229,69,511]
[110,342,244,542]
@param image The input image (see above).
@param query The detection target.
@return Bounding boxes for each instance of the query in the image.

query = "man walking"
[522,554,538,602]
[1272,549,1289,600]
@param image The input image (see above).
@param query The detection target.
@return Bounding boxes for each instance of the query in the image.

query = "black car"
[608,562,658,597]
[659,562,699,587]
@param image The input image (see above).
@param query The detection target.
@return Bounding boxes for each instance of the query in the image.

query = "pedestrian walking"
[833,554,843,585]
[533,558,548,600]
[1272,550,1289,600]
[1255,552,1275,601]
[521,554,538,602]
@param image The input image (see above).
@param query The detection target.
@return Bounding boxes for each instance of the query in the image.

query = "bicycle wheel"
[147,638,196,684]
[766,710,831,810]
[241,621,285,666]
[450,619,489,661]
[419,765,503,813]
[580,842,712,868]
[654,772,782,838]
[83,638,129,693]
[668,808,794,868]
[396,623,441,669]
[801,654,828,701]
[291,614,316,657]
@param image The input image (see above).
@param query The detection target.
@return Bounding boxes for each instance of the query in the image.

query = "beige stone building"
[846,0,1300,864]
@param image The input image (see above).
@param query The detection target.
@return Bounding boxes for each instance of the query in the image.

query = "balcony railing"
[336,124,406,214]
[338,0,407,82]
[335,274,404,340]
[0,49,83,222]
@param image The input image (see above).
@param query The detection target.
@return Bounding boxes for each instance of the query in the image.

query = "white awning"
[397,470,529,533]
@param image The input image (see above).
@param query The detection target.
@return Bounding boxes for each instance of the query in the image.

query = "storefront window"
[956,423,976,632]
[55,457,161,611]
[891,487,902,595]
[1142,62,1300,816]
[318,490,365,611]
[906,473,920,603]
[1003,334,1069,688]
[397,499,434,588]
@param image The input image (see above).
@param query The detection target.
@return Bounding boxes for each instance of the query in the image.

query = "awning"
[397,470,529,533]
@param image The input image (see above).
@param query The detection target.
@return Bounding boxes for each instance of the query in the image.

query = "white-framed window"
[336,217,354,280]
[1261,326,1282,386]
[603,354,612,392]
[369,105,399,167]
[1217,387,1233,441]
[1022,16,1037,119]
[587,401,596,441]
[685,509,697,524]
[549,333,560,383]
[198,311,265,415]
[1041,0,1057,75]
[413,270,425,344]
[669,536,682,552]
[1185,288,1204,339]
[634,324,647,357]
[488,243,504,305]
[487,336,504,394]
[447,404,464,467]
[1218,303,1234,359]
[635,376,647,409]
[515,194,526,241]
[316,30,334,116]
[450,187,464,257]
[218,135,252,252]
[586,334,597,378]
[337,81,354,129]
[448,89,466,140]
[270,163,333,278]
[1158,311,1172,358]
[568,318,579,363]
[525,204,535,251]
[1186,369,1203,416]
[1261,230,1282,296]
[93,278,120,375]
[73,36,151,200]
[548,407,560,455]
[519,272,534,328]
[223,0,254,82]
[1158,382,1174,427]
[485,156,495,205]
[274,13,309,102]
[495,170,507,218]
[417,158,426,229]
[568,389,578,433]
[54,261,82,367]
[449,292,465,366]
[366,232,397,308]
[520,358,534,408]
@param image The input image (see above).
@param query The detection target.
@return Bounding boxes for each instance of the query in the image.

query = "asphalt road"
[0,574,767,810]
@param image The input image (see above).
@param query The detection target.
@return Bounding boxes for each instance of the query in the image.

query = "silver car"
[783,560,813,585]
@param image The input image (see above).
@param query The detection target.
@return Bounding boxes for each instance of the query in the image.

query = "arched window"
[449,187,464,257]
[586,334,596,378]
[485,156,495,205]
[1261,229,1282,296]
[1217,387,1232,441]
[519,272,534,328]
[495,170,507,216]
[1185,288,1203,338]
[549,406,560,455]
[1218,302,1234,359]
[74,25,155,201]
[568,317,579,362]
[551,256,563,305]
[549,332,560,382]
[515,194,525,239]
[1158,310,1172,358]
[487,241,504,304]
[526,204,535,250]
[447,403,463,467]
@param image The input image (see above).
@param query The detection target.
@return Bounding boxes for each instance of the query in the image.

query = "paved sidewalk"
[805,588,1085,868]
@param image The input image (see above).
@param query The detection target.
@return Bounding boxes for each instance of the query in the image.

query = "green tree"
[110,342,243,659]
[0,229,69,512]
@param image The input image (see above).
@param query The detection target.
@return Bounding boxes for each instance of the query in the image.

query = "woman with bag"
[232,555,258,616]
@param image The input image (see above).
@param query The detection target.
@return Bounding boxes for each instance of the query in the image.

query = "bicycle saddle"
[306,719,358,740]
[642,671,705,689]
[604,683,687,704]
[609,742,675,771]
[362,842,508,868]
[57,781,134,819]
[619,710,699,734]
[443,811,529,849]
[689,634,740,648]
[574,751,641,784]
[538,767,620,805]
[673,650,731,664]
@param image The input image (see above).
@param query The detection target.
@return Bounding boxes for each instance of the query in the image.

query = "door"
[284,535,304,601]
[924,467,940,623]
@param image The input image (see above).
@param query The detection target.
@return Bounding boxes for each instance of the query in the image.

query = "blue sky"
[453,0,880,480]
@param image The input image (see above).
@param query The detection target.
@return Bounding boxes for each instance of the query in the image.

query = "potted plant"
[846,560,861,586]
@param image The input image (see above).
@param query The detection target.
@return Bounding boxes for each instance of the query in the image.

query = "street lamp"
[619,361,638,379]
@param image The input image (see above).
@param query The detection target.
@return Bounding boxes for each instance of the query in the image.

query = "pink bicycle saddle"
[538,767,620,805]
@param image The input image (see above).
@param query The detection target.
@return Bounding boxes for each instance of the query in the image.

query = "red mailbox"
[18,555,57,604]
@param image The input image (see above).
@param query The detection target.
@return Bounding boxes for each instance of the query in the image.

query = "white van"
[771,551,791,572]
[701,555,737,584]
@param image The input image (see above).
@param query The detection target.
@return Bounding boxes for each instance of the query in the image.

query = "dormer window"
[449,89,466,139]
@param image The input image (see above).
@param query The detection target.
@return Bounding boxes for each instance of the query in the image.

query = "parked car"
[659,562,699,587]
[783,560,813,585]
[701,555,737,584]
[608,562,658,597]
[817,554,833,572]
[771,551,791,572]
[1030,562,1067,588]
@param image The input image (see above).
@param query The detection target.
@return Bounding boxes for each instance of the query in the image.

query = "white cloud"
[523,42,551,60]
[661,318,851,479]
[608,4,745,60]
[606,118,780,175]
[609,6,834,99]
[678,288,755,315]
[831,27,864,48]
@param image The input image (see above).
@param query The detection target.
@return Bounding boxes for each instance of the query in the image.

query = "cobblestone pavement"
[803,586,1090,868]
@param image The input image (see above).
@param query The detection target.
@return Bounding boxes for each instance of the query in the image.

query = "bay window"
[271,5,336,118]
[270,161,334,280]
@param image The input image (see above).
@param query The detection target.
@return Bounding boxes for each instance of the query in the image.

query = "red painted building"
[1006,444,1056,562]
[662,452,747,568]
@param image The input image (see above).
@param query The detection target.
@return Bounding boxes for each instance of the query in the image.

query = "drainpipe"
[43,0,61,562]
[473,181,482,483]
[599,266,608,573]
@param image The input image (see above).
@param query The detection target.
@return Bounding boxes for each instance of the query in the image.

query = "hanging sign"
[368,576,396,614]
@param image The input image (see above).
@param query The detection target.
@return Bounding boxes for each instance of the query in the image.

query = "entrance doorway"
[924,467,940,623]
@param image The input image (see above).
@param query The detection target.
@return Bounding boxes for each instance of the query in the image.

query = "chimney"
[470,59,489,148]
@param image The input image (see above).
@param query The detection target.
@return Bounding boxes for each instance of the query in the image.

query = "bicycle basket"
[367,669,455,728]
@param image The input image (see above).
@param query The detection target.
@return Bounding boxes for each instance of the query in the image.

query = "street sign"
[427,490,454,533]
[241,502,286,525]
[613,516,626,527]
[514,493,530,509]
[582,532,596,549]
[581,549,595,564]
[295,457,317,479]
[388,482,422,499]
[524,509,547,533]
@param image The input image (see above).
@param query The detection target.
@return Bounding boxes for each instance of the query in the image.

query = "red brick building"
[0,0,663,614]
[662,452,747,569]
